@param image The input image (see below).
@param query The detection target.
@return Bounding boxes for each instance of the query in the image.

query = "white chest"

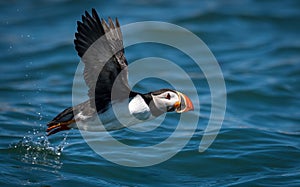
[128,95,151,120]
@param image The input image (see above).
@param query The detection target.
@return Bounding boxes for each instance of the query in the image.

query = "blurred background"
[1,0,299,186]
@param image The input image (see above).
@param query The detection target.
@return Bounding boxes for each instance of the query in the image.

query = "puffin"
[46,9,194,136]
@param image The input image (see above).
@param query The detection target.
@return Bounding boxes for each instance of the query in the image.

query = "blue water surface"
[1,0,300,186]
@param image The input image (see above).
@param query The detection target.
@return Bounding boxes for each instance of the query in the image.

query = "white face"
[151,91,179,112]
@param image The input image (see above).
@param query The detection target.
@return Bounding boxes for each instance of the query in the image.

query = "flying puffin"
[46,9,194,136]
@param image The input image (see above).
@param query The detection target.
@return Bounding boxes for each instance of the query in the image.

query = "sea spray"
[9,129,69,169]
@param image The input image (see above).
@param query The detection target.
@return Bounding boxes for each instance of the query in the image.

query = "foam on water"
[9,129,69,169]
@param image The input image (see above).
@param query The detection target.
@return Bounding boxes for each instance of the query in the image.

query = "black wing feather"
[74,9,130,113]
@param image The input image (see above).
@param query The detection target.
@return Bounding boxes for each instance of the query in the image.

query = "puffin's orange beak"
[174,91,194,113]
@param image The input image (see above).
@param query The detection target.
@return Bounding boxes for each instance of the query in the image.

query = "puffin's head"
[151,89,194,114]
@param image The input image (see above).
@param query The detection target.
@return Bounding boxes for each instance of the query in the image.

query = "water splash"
[9,129,69,169]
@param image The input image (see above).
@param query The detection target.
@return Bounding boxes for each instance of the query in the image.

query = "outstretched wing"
[74,9,130,112]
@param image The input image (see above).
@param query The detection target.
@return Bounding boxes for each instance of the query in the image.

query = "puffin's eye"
[166,93,171,100]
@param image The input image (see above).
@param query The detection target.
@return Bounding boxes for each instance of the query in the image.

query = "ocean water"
[1,0,300,186]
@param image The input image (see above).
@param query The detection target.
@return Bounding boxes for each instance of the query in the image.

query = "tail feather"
[46,107,75,136]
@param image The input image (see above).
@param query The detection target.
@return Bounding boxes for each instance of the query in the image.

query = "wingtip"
[92,8,97,17]
[115,18,120,27]
[108,17,115,29]
[85,10,90,17]
[81,15,86,22]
